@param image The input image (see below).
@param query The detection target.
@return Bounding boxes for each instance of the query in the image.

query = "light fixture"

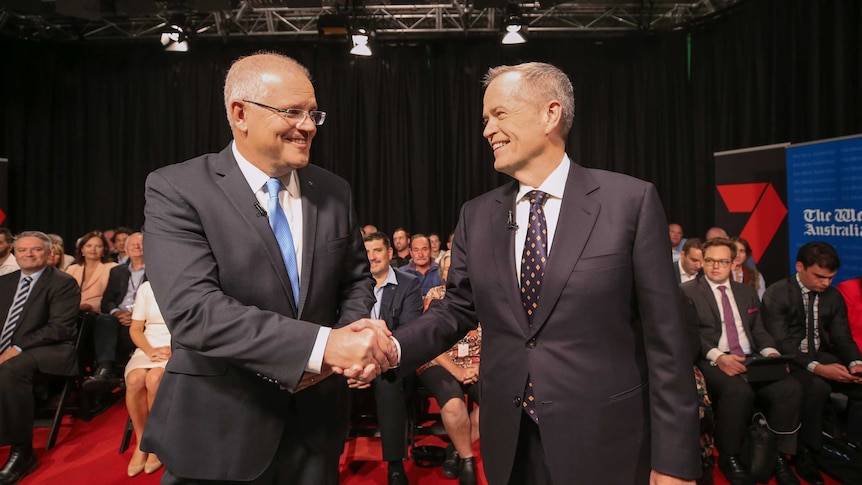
[160,21,189,52]
[501,4,527,45]
[349,27,372,57]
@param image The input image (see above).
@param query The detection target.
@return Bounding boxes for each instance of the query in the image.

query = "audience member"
[762,242,862,484]
[398,234,442,297]
[357,232,422,485]
[124,280,170,477]
[0,229,19,277]
[65,231,117,313]
[47,244,65,269]
[705,227,729,240]
[83,232,145,392]
[680,238,802,485]
[0,231,80,484]
[429,232,449,264]
[730,237,766,300]
[103,229,116,254]
[419,252,480,485]
[110,227,133,265]
[390,228,411,268]
[670,223,687,263]
[837,275,862,351]
[361,224,379,236]
[46,234,74,270]
[675,237,704,283]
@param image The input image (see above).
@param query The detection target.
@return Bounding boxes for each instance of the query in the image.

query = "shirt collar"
[232,141,301,199]
[516,154,571,202]
[381,267,399,288]
[706,276,730,292]
[796,273,811,295]
[21,266,47,285]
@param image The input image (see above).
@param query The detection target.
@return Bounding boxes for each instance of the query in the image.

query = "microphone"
[254,201,268,217]
[507,210,518,230]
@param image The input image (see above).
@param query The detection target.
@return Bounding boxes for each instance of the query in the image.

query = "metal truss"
[0,0,743,42]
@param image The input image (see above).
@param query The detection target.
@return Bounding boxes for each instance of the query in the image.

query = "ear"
[388,247,393,258]
[795,261,804,274]
[543,100,563,135]
[229,100,249,133]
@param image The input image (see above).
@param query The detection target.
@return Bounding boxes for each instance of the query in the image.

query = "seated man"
[670,223,687,263]
[84,232,145,391]
[398,234,442,297]
[675,237,704,284]
[762,242,862,485]
[0,231,80,484]
[357,232,422,485]
[680,238,802,485]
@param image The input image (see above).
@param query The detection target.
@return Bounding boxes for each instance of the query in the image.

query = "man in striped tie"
[0,231,80,485]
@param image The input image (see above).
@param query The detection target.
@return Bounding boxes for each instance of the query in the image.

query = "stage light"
[350,27,372,57]
[501,5,527,45]
[160,23,190,52]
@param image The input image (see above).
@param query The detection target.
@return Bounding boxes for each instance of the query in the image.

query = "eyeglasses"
[703,258,732,268]
[242,100,327,126]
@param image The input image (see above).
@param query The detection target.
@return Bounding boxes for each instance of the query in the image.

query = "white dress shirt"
[513,155,569,276]
[704,278,777,364]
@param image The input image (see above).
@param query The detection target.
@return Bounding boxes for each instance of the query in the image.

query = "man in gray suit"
[142,52,394,484]
[393,62,700,484]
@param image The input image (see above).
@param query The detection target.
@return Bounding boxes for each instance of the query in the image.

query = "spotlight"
[350,27,372,57]
[501,5,527,45]
[160,21,189,52]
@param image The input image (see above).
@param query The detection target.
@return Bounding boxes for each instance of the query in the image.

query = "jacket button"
[513,396,522,406]
[526,338,537,349]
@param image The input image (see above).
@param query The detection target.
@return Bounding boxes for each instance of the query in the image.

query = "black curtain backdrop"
[1,0,860,254]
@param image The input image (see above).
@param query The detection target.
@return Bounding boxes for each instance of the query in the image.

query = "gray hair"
[223,51,311,128]
[14,231,52,251]
[483,62,575,138]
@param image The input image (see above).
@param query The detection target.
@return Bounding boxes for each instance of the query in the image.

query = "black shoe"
[458,457,477,485]
[794,448,824,485]
[442,443,460,479]
[774,456,800,485]
[82,365,121,392]
[388,462,408,485]
[697,455,715,485]
[0,445,38,485]
[717,454,755,485]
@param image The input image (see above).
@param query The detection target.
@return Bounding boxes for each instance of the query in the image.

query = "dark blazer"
[0,267,80,375]
[100,263,146,314]
[378,269,423,331]
[394,162,700,484]
[141,145,375,481]
[679,278,776,360]
[762,276,862,369]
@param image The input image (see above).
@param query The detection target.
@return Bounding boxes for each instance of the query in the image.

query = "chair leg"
[45,377,72,451]
[119,416,134,454]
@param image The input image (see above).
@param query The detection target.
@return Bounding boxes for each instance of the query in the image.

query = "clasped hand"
[323,318,397,384]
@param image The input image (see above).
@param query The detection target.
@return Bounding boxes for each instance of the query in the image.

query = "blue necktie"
[520,190,550,423]
[1,276,33,353]
[265,178,300,307]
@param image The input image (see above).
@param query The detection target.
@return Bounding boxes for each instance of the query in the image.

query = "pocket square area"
[747,307,758,314]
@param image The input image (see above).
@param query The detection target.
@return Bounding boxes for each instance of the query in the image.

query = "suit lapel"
[297,168,318,318]
[380,285,395,330]
[528,163,600,335]
[214,150,298,317]
[698,278,722,328]
[18,268,50,333]
[492,181,530,335]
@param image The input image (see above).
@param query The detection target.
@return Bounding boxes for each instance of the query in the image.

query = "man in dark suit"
[392,62,700,484]
[358,231,422,485]
[762,242,862,485]
[141,53,394,484]
[675,237,704,284]
[680,238,802,485]
[0,231,80,484]
[83,231,144,391]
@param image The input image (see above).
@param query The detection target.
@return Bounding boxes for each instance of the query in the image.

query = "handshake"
[295,319,398,392]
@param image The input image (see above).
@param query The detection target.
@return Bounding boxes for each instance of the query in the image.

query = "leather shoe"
[794,448,824,485]
[388,468,408,485]
[773,455,800,485]
[0,446,38,485]
[717,454,755,485]
[459,457,477,485]
[82,365,121,393]
[442,443,460,479]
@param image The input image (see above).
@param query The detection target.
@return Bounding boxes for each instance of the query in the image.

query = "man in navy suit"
[0,231,80,484]
[392,62,700,485]
[142,52,395,484]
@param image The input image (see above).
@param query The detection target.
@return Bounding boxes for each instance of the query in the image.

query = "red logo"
[0,208,5,226]
[716,183,787,264]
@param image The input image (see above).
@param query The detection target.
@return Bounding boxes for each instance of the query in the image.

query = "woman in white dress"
[124,281,171,477]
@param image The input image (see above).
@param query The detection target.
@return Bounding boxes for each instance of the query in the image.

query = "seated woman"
[124,280,171,477]
[730,236,766,300]
[47,243,65,269]
[418,252,481,485]
[837,276,862,351]
[65,231,117,312]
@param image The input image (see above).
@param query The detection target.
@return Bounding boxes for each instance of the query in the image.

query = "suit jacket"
[65,261,117,311]
[141,144,375,481]
[100,263,146,314]
[679,278,776,360]
[378,270,423,331]
[762,275,862,370]
[394,161,700,484]
[0,267,80,375]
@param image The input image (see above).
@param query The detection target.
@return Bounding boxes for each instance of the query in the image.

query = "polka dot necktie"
[520,190,550,423]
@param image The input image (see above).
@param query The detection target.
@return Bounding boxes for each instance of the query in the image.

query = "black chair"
[119,416,134,453]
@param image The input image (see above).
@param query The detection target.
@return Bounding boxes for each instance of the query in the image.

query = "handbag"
[741,413,776,483]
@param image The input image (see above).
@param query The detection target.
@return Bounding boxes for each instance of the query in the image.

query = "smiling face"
[231,62,318,178]
[364,238,392,279]
[81,236,105,262]
[15,237,50,274]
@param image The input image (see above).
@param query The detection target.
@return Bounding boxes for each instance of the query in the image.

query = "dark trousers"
[698,362,802,455]
[508,411,553,485]
[0,352,39,445]
[790,367,862,449]
[373,375,410,462]
[93,313,134,365]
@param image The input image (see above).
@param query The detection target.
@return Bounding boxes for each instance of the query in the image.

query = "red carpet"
[0,403,840,484]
